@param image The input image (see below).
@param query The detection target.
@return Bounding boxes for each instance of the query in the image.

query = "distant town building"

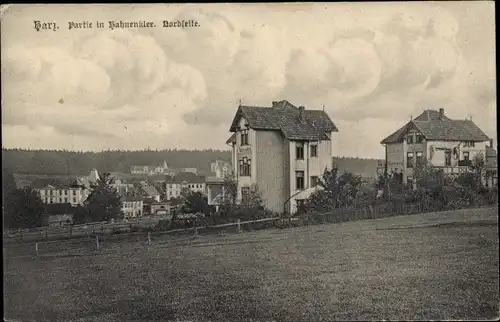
[485,142,497,187]
[121,195,143,219]
[15,169,101,207]
[210,160,232,178]
[131,160,169,176]
[227,100,338,213]
[381,109,492,188]
[164,172,206,200]
[130,161,198,177]
[138,184,161,202]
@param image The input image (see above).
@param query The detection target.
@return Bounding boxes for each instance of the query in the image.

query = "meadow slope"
[4,207,499,321]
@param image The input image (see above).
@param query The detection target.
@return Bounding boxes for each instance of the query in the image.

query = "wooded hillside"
[2,149,382,179]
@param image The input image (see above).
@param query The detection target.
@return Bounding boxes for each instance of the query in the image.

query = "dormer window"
[240,129,249,146]
[416,134,425,143]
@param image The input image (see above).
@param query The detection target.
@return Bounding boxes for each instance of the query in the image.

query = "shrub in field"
[156,219,172,231]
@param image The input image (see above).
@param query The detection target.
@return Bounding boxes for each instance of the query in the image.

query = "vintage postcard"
[2,2,498,321]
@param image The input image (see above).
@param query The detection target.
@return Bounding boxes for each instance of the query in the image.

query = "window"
[296,143,304,160]
[464,141,475,148]
[310,144,318,157]
[311,176,319,187]
[241,187,250,205]
[445,150,452,166]
[64,198,68,203]
[463,151,470,162]
[407,152,414,168]
[416,151,423,166]
[73,197,77,203]
[296,171,305,190]
[240,129,249,146]
[239,157,251,176]
[407,134,414,144]
[416,134,425,143]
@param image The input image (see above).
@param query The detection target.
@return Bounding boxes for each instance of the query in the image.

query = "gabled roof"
[228,100,338,141]
[226,133,237,144]
[141,185,160,196]
[13,173,86,190]
[381,109,490,144]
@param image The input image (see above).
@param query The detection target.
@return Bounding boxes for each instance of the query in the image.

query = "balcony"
[434,165,473,174]
[457,160,473,167]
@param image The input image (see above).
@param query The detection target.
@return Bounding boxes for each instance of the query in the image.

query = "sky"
[1,2,496,159]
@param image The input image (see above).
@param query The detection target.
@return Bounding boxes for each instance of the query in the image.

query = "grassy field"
[4,207,499,321]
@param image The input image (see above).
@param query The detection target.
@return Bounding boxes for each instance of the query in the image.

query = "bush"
[156,219,171,231]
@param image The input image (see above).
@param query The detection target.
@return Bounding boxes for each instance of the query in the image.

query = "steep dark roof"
[141,185,160,197]
[229,100,338,141]
[381,110,490,144]
[13,173,84,190]
[165,172,205,183]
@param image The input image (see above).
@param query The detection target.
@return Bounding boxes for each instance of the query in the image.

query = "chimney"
[298,106,305,121]
[439,108,444,120]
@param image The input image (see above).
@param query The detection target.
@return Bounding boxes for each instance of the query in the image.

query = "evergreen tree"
[4,187,45,229]
[84,173,123,222]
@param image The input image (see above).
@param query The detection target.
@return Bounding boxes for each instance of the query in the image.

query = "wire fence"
[4,203,497,259]
[3,217,283,258]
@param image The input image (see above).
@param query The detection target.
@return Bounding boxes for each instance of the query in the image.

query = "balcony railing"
[434,165,473,174]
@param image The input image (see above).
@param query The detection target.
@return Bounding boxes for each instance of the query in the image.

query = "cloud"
[1,3,496,157]
[2,27,208,145]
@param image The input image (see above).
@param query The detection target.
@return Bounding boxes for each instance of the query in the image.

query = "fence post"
[35,242,39,256]
[147,232,151,245]
[96,235,100,250]
[45,226,48,240]
[92,224,95,234]
[237,219,241,233]
[69,226,73,237]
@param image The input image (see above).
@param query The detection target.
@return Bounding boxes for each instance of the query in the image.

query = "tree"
[222,172,238,207]
[180,191,211,215]
[4,186,45,229]
[84,172,123,222]
[300,166,364,214]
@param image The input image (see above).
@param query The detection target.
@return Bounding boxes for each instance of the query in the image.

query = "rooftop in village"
[228,100,338,141]
[381,108,490,144]
[13,170,100,190]
[165,171,206,183]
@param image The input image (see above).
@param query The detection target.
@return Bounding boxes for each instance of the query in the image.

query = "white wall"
[288,137,333,213]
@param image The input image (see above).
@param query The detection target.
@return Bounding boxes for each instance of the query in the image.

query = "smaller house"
[121,196,144,219]
[150,201,174,216]
[139,185,161,202]
[164,172,206,200]
[485,140,497,188]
